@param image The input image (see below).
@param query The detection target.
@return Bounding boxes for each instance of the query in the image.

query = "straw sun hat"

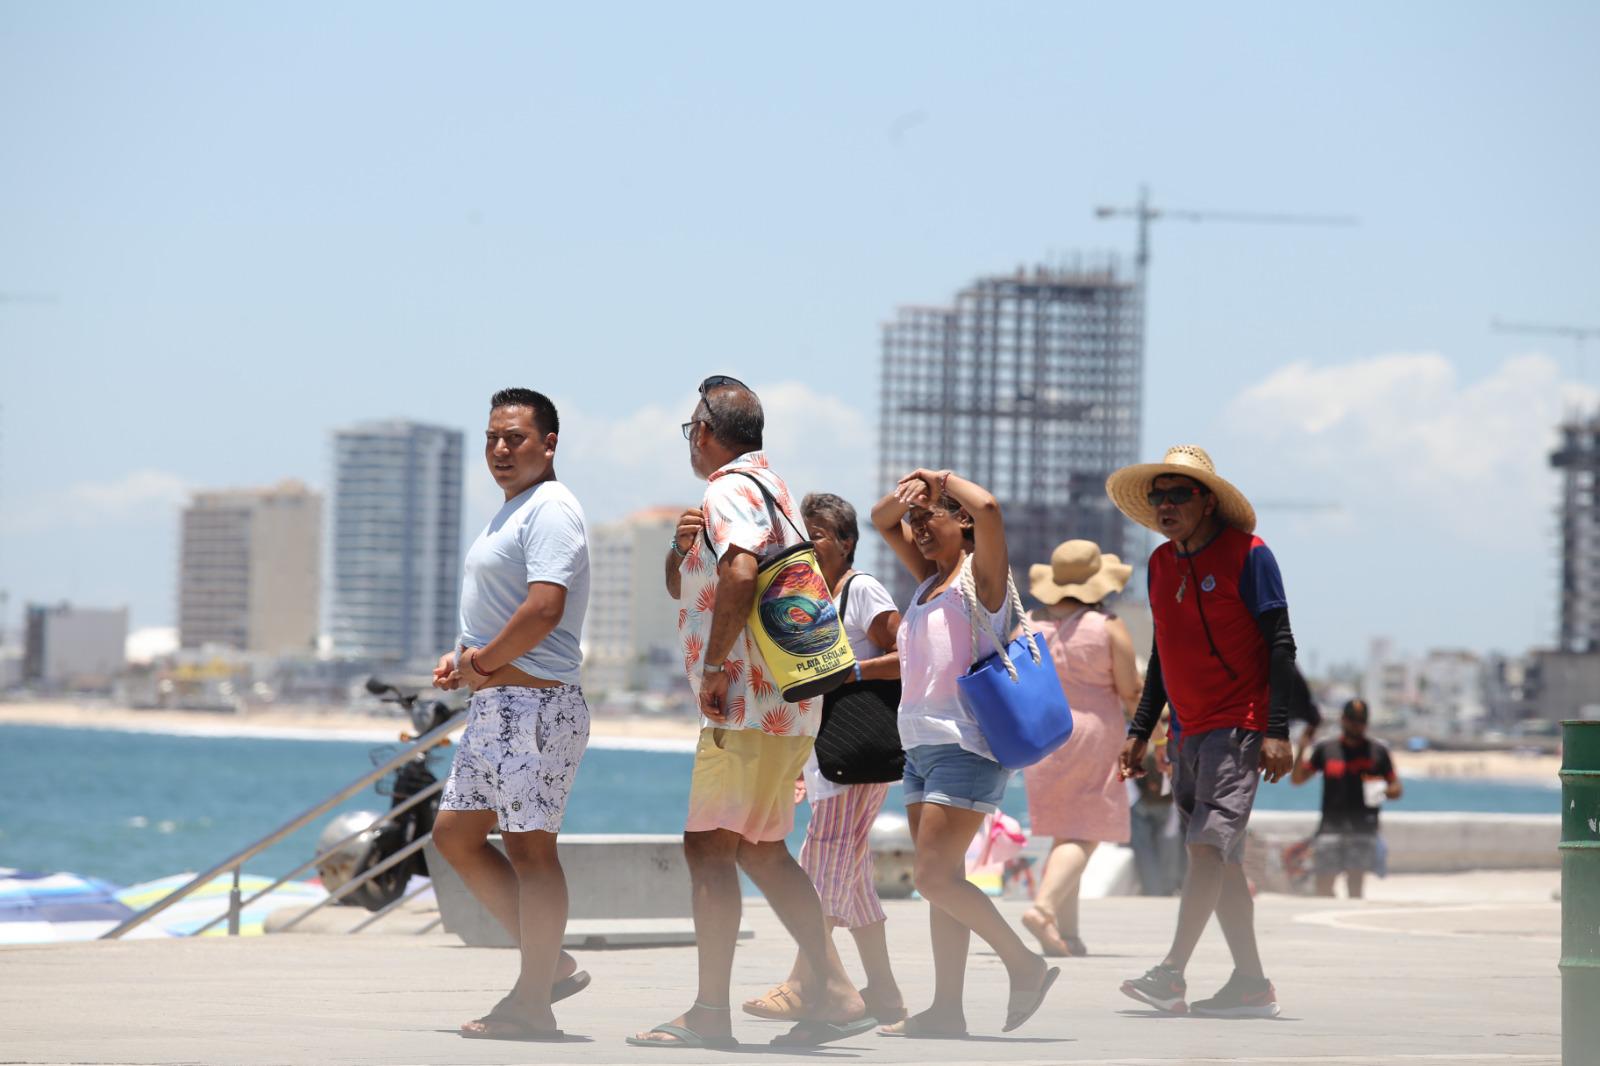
[1029,540,1133,606]
[1105,444,1257,535]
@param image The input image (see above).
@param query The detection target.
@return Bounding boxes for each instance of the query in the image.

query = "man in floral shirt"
[629,376,872,1050]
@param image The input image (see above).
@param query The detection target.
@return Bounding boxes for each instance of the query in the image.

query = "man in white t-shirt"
[629,376,872,1050]
[430,387,592,1042]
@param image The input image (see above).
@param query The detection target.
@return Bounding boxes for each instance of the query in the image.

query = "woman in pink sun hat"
[1017,539,1142,958]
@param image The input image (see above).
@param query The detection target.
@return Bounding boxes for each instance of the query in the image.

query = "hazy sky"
[1,2,1596,666]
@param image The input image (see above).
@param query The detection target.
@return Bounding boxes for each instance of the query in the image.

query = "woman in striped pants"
[743,493,907,1026]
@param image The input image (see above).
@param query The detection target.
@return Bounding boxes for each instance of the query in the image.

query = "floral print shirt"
[676,451,818,738]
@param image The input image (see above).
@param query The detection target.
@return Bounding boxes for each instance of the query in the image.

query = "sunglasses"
[699,374,747,394]
[681,419,708,441]
[1147,485,1208,507]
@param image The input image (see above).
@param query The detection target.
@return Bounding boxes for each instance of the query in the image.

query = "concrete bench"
[1244,811,1559,892]
[425,833,753,948]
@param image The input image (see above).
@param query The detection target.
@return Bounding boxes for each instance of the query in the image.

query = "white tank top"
[895,566,1010,760]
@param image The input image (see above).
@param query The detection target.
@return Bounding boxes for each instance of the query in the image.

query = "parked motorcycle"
[314,678,457,911]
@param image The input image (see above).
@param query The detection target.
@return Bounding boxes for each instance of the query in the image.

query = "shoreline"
[0,700,1560,783]
[0,699,701,751]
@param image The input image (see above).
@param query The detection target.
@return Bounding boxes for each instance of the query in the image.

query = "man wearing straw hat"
[1106,445,1298,1019]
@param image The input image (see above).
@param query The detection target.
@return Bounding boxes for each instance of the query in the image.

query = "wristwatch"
[702,662,725,675]
[670,537,690,558]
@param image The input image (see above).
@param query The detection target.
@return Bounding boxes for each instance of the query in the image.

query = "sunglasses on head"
[1147,485,1208,507]
[699,374,747,394]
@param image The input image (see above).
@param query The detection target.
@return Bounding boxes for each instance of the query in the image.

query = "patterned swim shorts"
[439,684,590,834]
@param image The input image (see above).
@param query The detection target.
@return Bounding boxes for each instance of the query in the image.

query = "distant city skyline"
[328,421,463,665]
[179,480,321,654]
[1,3,1596,665]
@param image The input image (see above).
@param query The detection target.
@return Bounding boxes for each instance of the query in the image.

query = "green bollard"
[1562,720,1600,1064]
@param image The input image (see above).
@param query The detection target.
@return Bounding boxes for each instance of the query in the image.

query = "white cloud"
[2,469,190,533]
[1226,351,1598,546]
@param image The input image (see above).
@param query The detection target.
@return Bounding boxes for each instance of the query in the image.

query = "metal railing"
[101,710,466,940]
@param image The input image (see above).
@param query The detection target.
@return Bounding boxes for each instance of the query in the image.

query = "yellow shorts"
[685,727,814,843]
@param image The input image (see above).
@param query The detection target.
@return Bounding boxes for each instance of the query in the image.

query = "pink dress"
[1022,609,1131,843]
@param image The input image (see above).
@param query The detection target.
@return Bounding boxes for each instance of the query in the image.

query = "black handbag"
[814,576,906,785]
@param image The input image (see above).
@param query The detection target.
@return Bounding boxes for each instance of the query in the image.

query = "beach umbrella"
[115,872,328,937]
[0,868,167,943]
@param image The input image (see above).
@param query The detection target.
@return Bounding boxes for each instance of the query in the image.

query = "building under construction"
[877,260,1143,604]
[1553,410,1600,652]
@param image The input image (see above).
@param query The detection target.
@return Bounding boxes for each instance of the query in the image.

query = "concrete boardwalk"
[0,871,1561,1066]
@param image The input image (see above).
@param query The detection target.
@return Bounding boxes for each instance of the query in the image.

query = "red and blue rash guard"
[1145,525,1288,737]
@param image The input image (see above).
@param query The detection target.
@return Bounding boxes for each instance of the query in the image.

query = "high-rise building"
[329,420,463,664]
[178,480,322,654]
[585,506,691,695]
[1553,411,1600,652]
[878,262,1143,603]
[23,603,128,690]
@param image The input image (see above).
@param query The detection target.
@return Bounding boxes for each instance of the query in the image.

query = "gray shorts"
[439,684,590,833]
[1171,726,1262,865]
[1313,832,1380,875]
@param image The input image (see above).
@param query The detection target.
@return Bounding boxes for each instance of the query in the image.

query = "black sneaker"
[1120,964,1188,1014]
[1190,971,1281,1019]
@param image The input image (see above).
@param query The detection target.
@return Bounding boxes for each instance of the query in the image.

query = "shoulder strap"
[837,573,857,619]
[700,470,805,562]
[958,555,1042,680]
[732,471,805,540]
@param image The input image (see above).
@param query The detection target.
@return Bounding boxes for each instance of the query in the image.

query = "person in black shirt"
[1291,698,1403,898]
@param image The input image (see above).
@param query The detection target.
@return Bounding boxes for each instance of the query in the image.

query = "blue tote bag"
[954,556,1074,770]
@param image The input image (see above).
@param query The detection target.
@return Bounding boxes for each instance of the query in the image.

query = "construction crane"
[1094,188,1356,527]
[1492,317,1600,382]
[1095,185,1359,275]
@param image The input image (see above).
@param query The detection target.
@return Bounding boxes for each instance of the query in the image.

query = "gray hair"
[703,384,763,452]
[801,492,859,565]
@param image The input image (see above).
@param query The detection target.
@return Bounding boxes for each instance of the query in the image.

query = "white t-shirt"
[804,572,900,804]
[896,566,1011,760]
[458,480,589,685]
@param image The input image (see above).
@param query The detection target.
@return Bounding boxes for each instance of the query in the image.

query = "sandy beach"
[1395,746,1559,784]
[0,698,1561,782]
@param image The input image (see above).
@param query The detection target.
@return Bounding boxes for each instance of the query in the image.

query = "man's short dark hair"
[702,384,763,452]
[1342,698,1370,723]
[801,493,859,565]
[491,388,559,437]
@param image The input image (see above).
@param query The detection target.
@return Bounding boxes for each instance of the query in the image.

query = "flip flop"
[1002,965,1061,1033]
[459,1003,565,1042]
[878,1016,967,1039]
[770,1015,878,1046]
[464,973,587,1033]
[552,970,592,1003]
[625,1023,740,1050]
[866,1003,909,1025]
[859,985,908,1024]
[741,981,805,1020]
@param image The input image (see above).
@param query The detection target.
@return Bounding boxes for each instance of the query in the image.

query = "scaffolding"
[1552,411,1600,653]
[877,259,1143,604]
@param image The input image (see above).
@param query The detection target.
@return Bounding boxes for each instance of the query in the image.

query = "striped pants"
[799,781,891,929]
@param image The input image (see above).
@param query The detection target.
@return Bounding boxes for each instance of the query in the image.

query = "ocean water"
[0,723,1561,888]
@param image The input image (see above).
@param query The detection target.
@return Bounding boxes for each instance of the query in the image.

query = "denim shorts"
[901,743,1011,814]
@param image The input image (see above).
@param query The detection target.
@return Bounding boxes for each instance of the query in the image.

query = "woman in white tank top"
[869,468,1060,1038]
